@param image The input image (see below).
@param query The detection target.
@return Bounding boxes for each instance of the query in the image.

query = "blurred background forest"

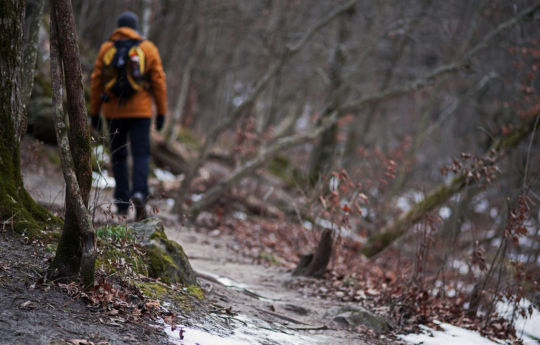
[25,0,540,338]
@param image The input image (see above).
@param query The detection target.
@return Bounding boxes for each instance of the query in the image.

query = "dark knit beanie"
[117,11,138,30]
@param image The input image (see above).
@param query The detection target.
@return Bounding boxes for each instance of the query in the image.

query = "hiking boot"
[131,192,147,221]
[116,204,129,219]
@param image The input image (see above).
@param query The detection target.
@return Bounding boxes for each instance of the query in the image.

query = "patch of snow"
[233,95,247,107]
[166,198,175,207]
[400,321,504,345]
[451,260,469,275]
[164,323,251,345]
[329,176,339,192]
[439,206,452,219]
[233,211,247,221]
[474,199,489,213]
[497,299,540,345]
[164,314,331,345]
[359,206,368,216]
[303,221,313,231]
[490,207,498,219]
[295,115,308,132]
[396,191,425,213]
[314,218,365,242]
[396,196,411,212]
[92,171,115,189]
[461,221,472,232]
[191,194,203,202]
[315,217,338,231]
[93,145,110,165]
[154,168,176,182]
[412,191,424,203]
[491,238,502,248]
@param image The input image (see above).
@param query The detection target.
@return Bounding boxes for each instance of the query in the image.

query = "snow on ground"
[498,300,540,344]
[400,301,540,345]
[163,314,333,345]
[154,168,177,182]
[399,321,504,345]
[92,170,115,189]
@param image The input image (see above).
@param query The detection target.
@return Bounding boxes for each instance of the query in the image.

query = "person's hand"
[90,114,102,131]
[155,114,165,131]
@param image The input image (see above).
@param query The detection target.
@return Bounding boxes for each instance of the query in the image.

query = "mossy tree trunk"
[0,0,50,235]
[361,113,540,258]
[48,0,96,288]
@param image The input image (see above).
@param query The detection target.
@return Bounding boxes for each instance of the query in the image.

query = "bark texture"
[309,6,354,184]
[19,0,45,142]
[48,0,96,288]
[293,229,334,277]
[0,0,49,234]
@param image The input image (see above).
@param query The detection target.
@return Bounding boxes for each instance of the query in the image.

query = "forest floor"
[5,137,537,345]
[0,138,400,345]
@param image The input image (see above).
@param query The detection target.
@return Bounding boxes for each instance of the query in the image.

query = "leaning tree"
[47,0,97,288]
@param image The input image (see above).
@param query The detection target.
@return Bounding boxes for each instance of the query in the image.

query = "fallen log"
[361,112,540,258]
[150,138,189,175]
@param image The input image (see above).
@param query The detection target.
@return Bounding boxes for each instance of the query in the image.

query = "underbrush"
[191,144,540,342]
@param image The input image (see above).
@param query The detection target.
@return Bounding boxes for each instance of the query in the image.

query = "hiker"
[89,11,167,220]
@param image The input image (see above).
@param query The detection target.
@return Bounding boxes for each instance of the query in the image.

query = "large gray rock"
[130,218,198,286]
[323,305,393,333]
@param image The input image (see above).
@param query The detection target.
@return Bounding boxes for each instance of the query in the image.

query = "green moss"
[258,251,281,266]
[149,230,167,241]
[96,241,148,276]
[177,127,200,150]
[268,155,308,188]
[135,281,193,310]
[185,285,204,300]
[33,72,53,98]
[96,224,134,242]
[268,155,290,180]
[145,237,198,286]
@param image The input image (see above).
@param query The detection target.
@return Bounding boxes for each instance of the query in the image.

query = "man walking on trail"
[89,11,167,220]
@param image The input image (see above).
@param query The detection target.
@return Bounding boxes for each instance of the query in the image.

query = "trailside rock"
[323,305,393,333]
[130,218,198,286]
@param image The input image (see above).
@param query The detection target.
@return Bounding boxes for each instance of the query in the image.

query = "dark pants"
[108,118,151,213]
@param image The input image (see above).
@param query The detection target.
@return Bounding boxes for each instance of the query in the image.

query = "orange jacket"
[90,27,167,119]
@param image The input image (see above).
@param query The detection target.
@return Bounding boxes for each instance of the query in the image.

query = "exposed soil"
[0,233,170,345]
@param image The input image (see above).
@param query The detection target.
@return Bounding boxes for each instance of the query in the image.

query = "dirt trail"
[20,141,385,345]
[166,225,371,344]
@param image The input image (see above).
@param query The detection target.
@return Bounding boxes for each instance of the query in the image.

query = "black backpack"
[102,39,146,100]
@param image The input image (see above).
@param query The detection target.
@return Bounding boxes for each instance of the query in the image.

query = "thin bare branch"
[174,0,359,211]
[189,112,339,214]
[342,3,540,112]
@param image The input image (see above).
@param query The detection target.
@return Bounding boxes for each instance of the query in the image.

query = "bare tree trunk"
[18,0,44,143]
[308,6,354,184]
[0,0,50,234]
[141,0,153,38]
[361,113,540,258]
[293,229,334,277]
[164,19,204,144]
[48,0,96,288]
